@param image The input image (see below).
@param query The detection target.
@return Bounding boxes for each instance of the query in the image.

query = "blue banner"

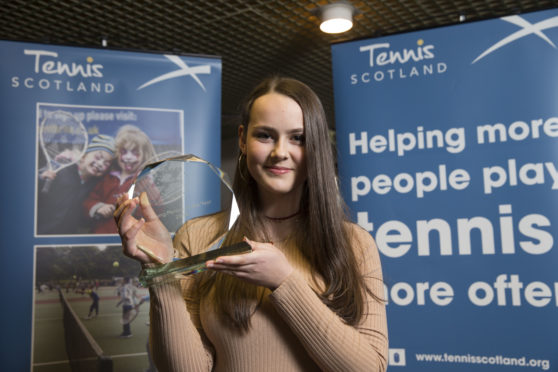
[332,9,557,372]
[0,41,221,370]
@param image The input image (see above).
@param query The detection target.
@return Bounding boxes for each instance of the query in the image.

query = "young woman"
[114,77,388,371]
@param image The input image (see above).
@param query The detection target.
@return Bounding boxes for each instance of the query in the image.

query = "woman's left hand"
[206,237,293,290]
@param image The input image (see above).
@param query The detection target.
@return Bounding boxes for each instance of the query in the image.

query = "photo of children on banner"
[84,124,161,234]
[37,134,115,235]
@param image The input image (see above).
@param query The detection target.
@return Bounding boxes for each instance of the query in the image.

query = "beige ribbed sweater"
[148,216,388,372]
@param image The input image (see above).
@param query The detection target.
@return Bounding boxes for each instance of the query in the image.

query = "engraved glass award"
[126,154,250,286]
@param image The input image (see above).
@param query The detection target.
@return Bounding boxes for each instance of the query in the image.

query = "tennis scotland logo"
[11,49,114,93]
[473,14,558,63]
[350,38,447,86]
[137,55,211,92]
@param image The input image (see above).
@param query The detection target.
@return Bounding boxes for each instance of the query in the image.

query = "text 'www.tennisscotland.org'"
[413,352,550,370]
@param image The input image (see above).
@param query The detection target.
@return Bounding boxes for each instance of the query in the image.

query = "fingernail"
[140,192,150,206]
[216,258,223,263]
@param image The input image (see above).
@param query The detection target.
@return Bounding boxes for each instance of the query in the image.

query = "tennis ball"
[113,261,120,268]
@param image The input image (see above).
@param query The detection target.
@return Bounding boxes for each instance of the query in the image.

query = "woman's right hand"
[113,192,173,264]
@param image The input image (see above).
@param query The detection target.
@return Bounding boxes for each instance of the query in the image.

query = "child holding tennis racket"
[37,134,115,235]
[84,124,157,234]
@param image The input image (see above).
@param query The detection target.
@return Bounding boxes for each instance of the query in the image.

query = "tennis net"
[59,289,113,372]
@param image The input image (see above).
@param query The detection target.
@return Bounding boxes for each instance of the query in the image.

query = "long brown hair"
[201,77,374,331]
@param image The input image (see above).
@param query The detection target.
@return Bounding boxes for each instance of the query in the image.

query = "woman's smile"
[265,165,292,175]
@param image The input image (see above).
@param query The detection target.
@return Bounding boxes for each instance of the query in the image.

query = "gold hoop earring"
[238,152,249,183]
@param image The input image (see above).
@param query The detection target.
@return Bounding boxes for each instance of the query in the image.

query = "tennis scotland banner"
[0,41,221,370]
[332,8,557,372]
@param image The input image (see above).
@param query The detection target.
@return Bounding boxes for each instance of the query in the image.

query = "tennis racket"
[39,110,88,193]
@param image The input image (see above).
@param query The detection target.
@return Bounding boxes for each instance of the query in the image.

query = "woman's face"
[239,92,307,202]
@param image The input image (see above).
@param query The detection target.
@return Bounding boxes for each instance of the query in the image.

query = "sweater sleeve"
[147,216,219,371]
[268,225,388,372]
[148,276,215,371]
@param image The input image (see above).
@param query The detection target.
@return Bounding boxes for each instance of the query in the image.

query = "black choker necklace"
[264,210,301,221]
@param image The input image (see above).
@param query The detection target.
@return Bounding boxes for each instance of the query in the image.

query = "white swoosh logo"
[137,55,211,91]
[472,15,558,64]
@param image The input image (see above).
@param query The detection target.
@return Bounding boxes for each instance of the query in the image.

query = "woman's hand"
[113,192,173,264]
[206,237,294,290]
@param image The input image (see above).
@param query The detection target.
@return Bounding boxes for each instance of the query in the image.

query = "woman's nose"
[271,139,287,159]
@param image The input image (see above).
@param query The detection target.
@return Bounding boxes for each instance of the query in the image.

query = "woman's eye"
[292,134,305,144]
[255,132,271,140]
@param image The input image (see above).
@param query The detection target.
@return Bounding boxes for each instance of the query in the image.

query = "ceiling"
[1,0,556,135]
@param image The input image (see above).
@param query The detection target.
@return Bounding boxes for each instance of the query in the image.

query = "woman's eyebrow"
[250,125,304,135]
[251,125,277,134]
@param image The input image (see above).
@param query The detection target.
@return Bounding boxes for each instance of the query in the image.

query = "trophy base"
[139,241,252,286]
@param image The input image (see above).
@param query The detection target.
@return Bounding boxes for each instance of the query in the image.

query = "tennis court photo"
[33,244,156,372]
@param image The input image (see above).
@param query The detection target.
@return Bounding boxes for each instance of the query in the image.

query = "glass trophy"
[126,154,251,286]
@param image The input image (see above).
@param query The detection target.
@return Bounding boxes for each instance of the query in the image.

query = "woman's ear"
[238,125,246,154]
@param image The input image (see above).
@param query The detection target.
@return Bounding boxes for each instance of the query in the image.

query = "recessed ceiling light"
[319,2,355,34]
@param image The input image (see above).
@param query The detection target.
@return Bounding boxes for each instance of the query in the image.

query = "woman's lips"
[265,166,291,175]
